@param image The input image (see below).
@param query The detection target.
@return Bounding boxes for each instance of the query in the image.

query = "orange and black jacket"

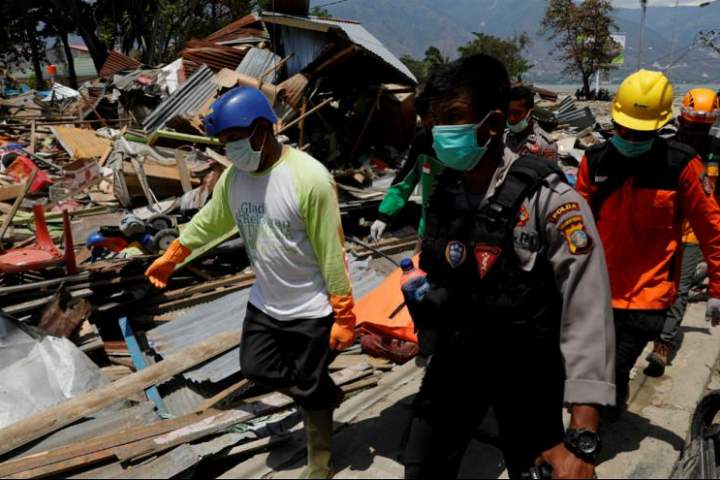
[576,137,720,310]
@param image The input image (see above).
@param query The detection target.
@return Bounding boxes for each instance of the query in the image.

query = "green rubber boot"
[299,407,334,479]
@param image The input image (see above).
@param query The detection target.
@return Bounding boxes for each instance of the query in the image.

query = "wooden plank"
[0,411,218,477]
[0,366,371,478]
[277,97,333,134]
[0,184,24,202]
[50,126,112,160]
[97,144,113,168]
[123,161,185,183]
[29,120,36,154]
[112,410,257,462]
[0,170,36,250]
[193,379,251,413]
[115,444,201,479]
[223,434,288,458]
[185,265,214,282]
[174,150,192,193]
[0,331,243,457]
[340,376,381,395]
[95,272,255,313]
[3,289,93,317]
[113,365,372,463]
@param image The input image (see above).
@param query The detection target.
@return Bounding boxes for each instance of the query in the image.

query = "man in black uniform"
[402,55,616,479]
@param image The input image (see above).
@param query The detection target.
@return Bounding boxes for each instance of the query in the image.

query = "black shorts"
[239,303,341,410]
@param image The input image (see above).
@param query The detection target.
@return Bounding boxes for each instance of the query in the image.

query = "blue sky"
[612,0,712,7]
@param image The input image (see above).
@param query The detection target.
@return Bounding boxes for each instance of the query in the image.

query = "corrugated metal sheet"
[60,57,98,78]
[180,40,247,75]
[261,12,417,85]
[205,15,269,45]
[99,51,143,79]
[19,402,157,457]
[236,47,282,82]
[146,288,249,384]
[142,64,216,133]
[145,250,403,384]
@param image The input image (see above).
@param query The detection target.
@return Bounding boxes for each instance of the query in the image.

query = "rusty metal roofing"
[260,12,417,85]
[99,51,143,79]
[205,15,269,45]
[180,40,248,76]
[142,64,216,133]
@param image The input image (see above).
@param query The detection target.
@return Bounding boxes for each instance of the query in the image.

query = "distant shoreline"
[536,83,720,96]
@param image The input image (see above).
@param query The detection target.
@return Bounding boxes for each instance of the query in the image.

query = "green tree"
[541,0,618,97]
[458,32,532,81]
[0,1,48,90]
[3,0,272,80]
[310,6,331,18]
[400,46,449,83]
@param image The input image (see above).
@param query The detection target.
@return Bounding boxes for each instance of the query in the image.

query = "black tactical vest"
[583,137,697,219]
[420,156,564,333]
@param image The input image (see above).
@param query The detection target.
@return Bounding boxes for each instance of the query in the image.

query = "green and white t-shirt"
[179,147,351,321]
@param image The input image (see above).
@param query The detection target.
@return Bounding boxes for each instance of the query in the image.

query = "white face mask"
[225,131,263,172]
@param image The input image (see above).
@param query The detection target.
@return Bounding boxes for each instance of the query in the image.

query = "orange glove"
[144,239,192,289]
[329,294,357,351]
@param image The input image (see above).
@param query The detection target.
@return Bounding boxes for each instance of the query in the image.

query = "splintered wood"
[50,126,112,160]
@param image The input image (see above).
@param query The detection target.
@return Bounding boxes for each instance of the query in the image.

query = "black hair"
[510,85,535,110]
[424,54,511,115]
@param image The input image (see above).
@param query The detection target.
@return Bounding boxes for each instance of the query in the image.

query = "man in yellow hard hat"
[646,88,720,376]
[576,71,720,413]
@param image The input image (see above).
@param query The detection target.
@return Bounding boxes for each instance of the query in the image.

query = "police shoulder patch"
[558,215,593,255]
[445,241,467,269]
[547,202,581,224]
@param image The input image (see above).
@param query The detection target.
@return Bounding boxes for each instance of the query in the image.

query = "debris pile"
[0,8,422,478]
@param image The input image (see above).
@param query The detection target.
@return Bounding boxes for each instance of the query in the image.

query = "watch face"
[577,431,598,454]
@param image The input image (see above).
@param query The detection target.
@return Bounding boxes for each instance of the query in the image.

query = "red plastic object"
[0,205,77,275]
[6,157,53,193]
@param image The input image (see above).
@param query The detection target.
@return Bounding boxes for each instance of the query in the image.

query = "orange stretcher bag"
[354,256,419,364]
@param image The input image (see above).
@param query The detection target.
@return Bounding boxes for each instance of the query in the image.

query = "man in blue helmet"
[145,86,356,479]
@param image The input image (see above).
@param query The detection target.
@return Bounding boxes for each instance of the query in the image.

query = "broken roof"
[204,15,269,46]
[142,64,217,133]
[180,40,248,76]
[259,12,417,85]
[99,51,144,79]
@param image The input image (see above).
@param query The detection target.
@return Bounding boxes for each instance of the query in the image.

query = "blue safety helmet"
[204,87,278,137]
[86,232,106,248]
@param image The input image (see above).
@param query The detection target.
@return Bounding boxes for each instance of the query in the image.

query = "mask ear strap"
[249,125,267,153]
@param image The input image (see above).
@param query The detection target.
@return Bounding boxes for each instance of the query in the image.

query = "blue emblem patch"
[445,241,467,269]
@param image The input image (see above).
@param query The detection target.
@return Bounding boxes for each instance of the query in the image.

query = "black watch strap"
[564,428,601,463]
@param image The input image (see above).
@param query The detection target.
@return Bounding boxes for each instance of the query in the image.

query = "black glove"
[404,285,449,357]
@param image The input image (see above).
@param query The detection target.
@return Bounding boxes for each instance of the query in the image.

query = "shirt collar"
[484,147,520,201]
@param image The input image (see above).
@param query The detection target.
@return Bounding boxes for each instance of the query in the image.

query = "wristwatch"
[564,428,601,463]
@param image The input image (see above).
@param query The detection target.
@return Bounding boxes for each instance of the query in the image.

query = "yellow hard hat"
[612,70,674,131]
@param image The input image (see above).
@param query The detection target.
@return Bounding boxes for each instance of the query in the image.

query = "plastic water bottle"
[400,258,429,304]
